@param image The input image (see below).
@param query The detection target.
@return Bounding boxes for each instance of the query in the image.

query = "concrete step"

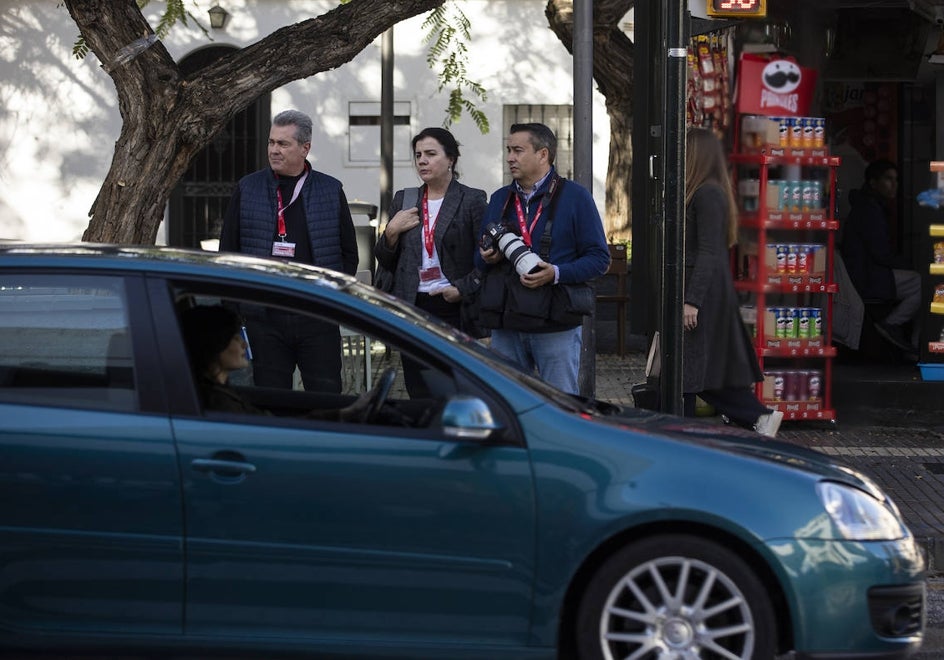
[833,361,944,428]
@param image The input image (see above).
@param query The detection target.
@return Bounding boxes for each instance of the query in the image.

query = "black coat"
[840,188,908,302]
[374,179,488,335]
[683,184,762,394]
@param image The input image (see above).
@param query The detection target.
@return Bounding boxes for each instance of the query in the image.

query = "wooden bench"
[596,244,630,356]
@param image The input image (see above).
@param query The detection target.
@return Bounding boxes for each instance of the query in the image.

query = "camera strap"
[502,173,563,247]
[536,176,566,260]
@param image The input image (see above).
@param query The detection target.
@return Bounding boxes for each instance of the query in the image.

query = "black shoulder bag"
[374,187,420,293]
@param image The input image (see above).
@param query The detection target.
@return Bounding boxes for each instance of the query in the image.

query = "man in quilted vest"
[220,110,358,392]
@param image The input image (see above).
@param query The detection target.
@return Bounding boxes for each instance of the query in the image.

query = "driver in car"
[180,304,372,422]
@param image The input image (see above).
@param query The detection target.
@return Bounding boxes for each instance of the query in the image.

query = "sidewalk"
[593,348,944,572]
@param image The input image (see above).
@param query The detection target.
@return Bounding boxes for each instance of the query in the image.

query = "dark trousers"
[402,292,461,398]
[684,387,770,429]
[243,308,342,393]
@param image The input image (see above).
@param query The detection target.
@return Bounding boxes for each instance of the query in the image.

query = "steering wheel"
[362,367,397,423]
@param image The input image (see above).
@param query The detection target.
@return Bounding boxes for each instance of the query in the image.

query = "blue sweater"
[477,169,610,284]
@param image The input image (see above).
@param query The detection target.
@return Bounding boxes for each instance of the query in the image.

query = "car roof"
[0,243,355,290]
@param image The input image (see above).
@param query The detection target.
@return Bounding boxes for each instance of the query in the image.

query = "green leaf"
[422,2,489,134]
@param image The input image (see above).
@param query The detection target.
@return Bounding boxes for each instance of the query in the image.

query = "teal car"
[0,245,925,659]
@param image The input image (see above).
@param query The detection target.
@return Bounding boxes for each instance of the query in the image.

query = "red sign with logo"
[735,53,816,117]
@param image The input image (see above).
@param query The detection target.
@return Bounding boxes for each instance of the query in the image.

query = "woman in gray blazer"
[374,127,488,395]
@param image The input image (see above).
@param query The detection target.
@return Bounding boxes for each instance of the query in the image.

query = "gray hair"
[273,109,312,145]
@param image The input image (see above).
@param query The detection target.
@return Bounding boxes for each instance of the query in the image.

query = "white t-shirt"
[418,197,451,293]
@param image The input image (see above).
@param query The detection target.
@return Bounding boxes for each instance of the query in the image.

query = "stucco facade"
[0,0,614,243]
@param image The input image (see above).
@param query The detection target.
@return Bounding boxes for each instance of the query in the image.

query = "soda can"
[797,308,812,338]
[813,118,825,148]
[775,245,788,273]
[808,370,822,400]
[786,245,798,273]
[802,117,815,148]
[810,308,822,337]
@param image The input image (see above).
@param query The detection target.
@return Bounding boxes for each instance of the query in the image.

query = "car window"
[174,293,462,431]
[0,275,136,412]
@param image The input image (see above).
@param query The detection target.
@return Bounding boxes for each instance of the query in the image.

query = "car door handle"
[191,458,257,475]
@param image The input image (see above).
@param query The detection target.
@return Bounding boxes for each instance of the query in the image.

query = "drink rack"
[729,118,841,421]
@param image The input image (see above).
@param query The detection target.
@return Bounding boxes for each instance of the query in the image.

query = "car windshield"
[342,278,605,414]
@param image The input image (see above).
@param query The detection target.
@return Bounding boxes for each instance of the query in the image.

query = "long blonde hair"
[685,127,739,247]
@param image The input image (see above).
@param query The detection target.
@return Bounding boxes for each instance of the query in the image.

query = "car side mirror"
[441,395,502,441]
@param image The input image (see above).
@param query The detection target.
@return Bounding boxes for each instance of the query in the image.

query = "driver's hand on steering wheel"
[339,390,373,423]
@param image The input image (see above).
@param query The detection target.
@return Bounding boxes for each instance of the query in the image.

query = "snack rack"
[728,115,841,421]
[918,161,944,380]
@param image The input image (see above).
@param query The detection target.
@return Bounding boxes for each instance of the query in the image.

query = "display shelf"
[763,400,836,421]
[735,278,837,293]
[757,339,837,357]
[738,212,838,230]
[730,151,840,166]
[730,123,840,422]
[920,162,944,376]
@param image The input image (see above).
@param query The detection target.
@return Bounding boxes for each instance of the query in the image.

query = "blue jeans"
[490,326,582,394]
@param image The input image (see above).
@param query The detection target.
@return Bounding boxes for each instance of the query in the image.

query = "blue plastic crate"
[918,363,944,381]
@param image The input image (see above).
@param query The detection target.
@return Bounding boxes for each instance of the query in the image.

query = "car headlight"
[817,481,908,541]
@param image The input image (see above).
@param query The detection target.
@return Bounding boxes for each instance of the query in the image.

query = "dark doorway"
[168,46,270,249]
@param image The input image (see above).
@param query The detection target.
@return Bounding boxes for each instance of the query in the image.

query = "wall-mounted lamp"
[208,4,230,30]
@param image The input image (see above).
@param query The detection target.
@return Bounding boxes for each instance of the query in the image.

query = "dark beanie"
[180,305,242,374]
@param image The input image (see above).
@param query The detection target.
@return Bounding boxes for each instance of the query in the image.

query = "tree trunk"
[545,0,634,241]
[64,0,446,244]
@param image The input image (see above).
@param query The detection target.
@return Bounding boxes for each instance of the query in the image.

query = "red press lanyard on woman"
[274,166,309,239]
[513,175,558,246]
[422,187,436,258]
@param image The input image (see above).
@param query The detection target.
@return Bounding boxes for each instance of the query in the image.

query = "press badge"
[419,266,443,282]
[271,241,296,258]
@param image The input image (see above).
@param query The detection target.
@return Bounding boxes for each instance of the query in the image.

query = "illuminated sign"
[706,0,767,18]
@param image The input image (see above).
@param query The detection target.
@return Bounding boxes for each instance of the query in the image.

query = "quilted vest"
[237,165,345,271]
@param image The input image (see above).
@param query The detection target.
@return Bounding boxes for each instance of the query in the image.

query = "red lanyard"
[274,168,309,239]
[275,187,288,239]
[513,175,558,246]
[422,188,436,258]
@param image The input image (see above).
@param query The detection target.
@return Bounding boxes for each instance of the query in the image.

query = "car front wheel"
[576,534,777,660]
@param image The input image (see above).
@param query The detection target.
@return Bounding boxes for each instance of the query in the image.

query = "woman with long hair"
[683,127,782,437]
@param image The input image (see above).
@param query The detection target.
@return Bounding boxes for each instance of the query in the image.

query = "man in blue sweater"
[220,110,358,392]
[477,123,610,394]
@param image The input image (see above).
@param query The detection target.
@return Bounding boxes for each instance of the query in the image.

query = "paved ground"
[593,349,944,571]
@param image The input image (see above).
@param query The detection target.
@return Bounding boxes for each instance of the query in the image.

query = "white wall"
[0,0,611,242]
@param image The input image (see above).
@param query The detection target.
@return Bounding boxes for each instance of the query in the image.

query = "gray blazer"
[374,179,487,305]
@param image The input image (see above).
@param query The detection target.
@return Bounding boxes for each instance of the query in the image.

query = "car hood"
[591,404,887,500]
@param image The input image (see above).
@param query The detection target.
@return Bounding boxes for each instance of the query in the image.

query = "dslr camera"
[480,223,543,276]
